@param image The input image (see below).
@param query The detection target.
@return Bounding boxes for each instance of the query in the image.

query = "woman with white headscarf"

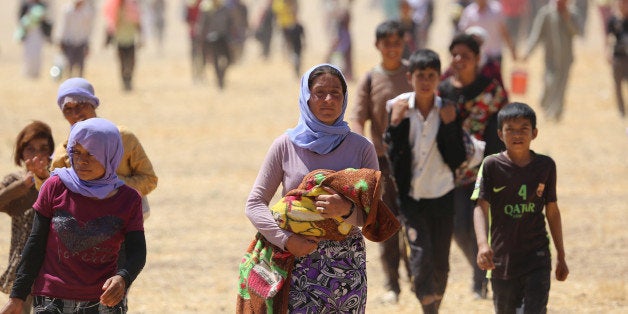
[0,118,146,314]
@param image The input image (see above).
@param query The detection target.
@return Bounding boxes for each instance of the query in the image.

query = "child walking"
[349,19,413,304]
[385,49,467,313]
[472,102,569,313]
[0,121,55,314]
[0,118,146,314]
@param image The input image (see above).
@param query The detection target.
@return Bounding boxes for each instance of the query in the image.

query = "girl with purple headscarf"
[243,64,379,312]
[0,118,146,314]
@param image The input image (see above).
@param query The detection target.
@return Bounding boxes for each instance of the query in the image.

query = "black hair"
[407,49,441,75]
[497,102,537,129]
[449,33,480,56]
[308,65,348,96]
[375,20,405,42]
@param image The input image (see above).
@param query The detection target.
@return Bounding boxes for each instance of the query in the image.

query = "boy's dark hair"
[407,49,441,75]
[449,33,480,56]
[375,20,405,42]
[497,102,537,129]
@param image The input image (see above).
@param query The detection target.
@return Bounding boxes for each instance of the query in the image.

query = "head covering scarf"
[51,118,124,199]
[286,63,350,155]
[56,77,100,109]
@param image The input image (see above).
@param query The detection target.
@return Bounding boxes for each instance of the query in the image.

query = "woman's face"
[450,43,479,77]
[62,101,97,126]
[70,143,105,181]
[308,73,345,126]
[22,138,51,163]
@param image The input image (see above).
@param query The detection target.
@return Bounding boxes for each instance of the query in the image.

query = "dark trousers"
[190,36,205,82]
[452,183,486,293]
[492,267,551,314]
[612,56,628,116]
[378,157,410,294]
[117,44,135,90]
[203,36,231,89]
[400,191,454,301]
[60,41,88,77]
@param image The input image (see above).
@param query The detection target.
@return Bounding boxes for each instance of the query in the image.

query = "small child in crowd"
[472,102,569,313]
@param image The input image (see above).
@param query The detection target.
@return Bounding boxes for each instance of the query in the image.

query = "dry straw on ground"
[0,1,626,313]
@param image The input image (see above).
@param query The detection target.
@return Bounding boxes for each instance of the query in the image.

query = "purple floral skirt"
[288,232,367,313]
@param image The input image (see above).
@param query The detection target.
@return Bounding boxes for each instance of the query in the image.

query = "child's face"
[22,138,51,163]
[407,67,440,99]
[375,34,405,64]
[498,117,538,153]
[70,143,106,181]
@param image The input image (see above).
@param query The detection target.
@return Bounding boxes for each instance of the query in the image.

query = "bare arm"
[473,198,494,270]
[350,120,365,135]
[545,202,569,281]
[499,21,517,61]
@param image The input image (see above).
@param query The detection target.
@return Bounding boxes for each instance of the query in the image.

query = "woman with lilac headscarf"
[0,118,146,314]
[243,64,379,312]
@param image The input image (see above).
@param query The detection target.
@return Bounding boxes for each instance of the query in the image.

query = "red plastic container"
[511,69,528,95]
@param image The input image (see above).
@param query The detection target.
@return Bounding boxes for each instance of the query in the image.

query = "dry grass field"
[0,1,626,313]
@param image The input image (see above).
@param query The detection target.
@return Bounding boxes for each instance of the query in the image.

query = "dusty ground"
[0,1,626,313]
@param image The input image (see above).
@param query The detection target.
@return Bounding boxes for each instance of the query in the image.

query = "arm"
[499,21,518,61]
[605,18,614,63]
[100,231,146,307]
[118,130,158,196]
[523,9,545,61]
[385,115,411,199]
[34,142,70,190]
[473,198,495,271]
[245,139,294,250]
[0,174,33,216]
[483,82,508,155]
[349,72,372,135]
[545,202,569,281]
[315,186,355,220]
[10,211,50,300]
[437,103,466,172]
[561,6,583,37]
[388,98,410,127]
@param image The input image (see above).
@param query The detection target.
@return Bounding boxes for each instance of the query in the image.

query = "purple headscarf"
[56,77,100,109]
[286,63,350,155]
[51,118,124,199]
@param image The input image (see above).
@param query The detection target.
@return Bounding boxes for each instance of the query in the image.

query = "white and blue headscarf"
[52,118,124,199]
[286,63,350,155]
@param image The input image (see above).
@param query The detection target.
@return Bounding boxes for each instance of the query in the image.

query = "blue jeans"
[491,267,551,314]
